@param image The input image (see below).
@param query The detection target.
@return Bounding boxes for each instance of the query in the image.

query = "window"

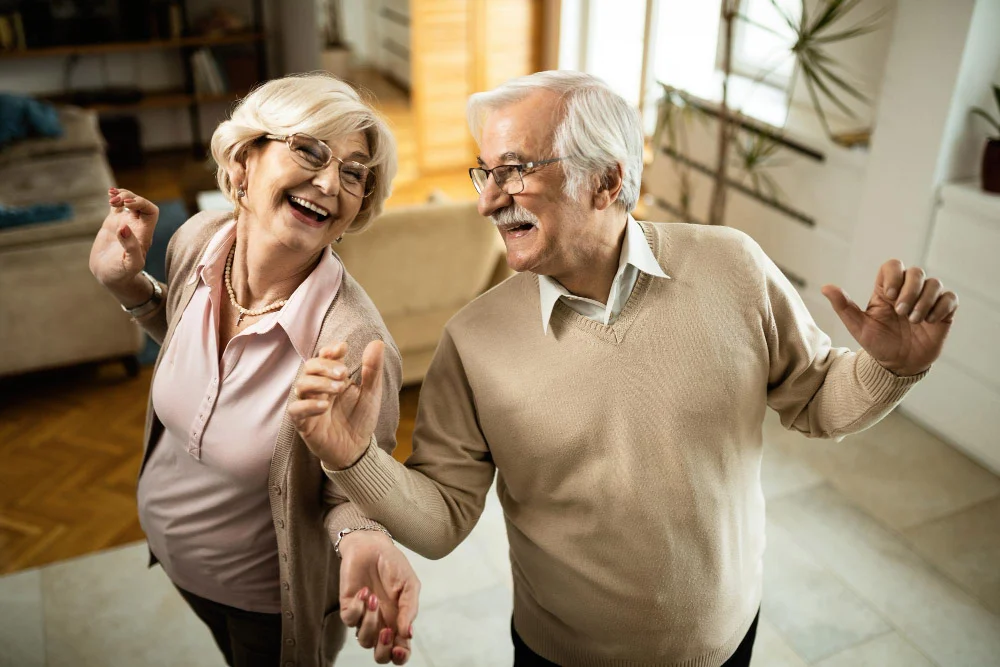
[727,0,800,90]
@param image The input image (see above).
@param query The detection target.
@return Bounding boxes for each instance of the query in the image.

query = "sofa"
[335,198,510,385]
[0,106,144,377]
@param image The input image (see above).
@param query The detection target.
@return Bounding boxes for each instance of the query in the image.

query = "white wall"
[843,0,995,299]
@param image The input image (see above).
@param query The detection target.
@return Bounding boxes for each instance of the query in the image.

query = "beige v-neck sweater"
[330,221,923,667]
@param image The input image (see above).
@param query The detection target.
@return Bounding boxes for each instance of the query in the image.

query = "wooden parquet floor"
[0,69,467,576]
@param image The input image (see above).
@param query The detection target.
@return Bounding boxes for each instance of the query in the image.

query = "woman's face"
[235,131,371,255]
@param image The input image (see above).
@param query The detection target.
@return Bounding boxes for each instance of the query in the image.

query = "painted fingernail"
[109,187,118,193]
[123,198,135,203]
[895,302,908,315]
[886,288,898,299]
[110,196,121,203]
[368,595,378,611]
[393,647,406,662]
[358,587,369,599]
[120,226,131,238]
[408,624,414,638]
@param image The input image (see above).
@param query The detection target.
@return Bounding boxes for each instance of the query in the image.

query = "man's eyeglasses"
[469,156,571,195]
[265,133,375,198]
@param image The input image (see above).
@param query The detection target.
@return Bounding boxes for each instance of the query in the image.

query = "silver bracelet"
[334,526,393,559]
[121,271,163,319]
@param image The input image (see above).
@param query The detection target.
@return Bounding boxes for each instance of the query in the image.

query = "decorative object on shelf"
[0,10,26,51]
[654,0,885,225]
[195,7,247,37]
[970,84,1000,194]
[319,0,350,79]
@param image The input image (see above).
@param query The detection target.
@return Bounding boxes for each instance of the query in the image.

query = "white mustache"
[491,204,540,228]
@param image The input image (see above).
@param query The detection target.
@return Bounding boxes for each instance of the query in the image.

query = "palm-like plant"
[765,0,887,140]
[970,85,1000,139]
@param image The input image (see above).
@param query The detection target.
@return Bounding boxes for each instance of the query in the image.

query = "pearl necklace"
[224,243,288,325]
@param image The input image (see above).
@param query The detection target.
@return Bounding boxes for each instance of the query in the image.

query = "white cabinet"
[901,182,1000,474]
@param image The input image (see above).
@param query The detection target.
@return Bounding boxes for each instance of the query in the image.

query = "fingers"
[395,579,419,639]
[294,374,351,400]
[875,259,905,300]
[821,284,865,340]
[391,634,411,665]
[340,587,369,628]
[926,290,959,324]
[303,354,351,384]
[908,277,942,324]
[894,266,926,318]
[356,594,381,649]
[286,398,330,421]
[374,626,395,664]
[361,340,385,393]
[109,187,158,220]
[116,223,145,274]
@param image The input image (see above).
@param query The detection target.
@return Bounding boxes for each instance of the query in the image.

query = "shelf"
[43,89,252,113]
[0,33,264,59]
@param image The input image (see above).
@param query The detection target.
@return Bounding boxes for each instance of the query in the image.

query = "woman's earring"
[237,187,246,198]
[334,236,343,244]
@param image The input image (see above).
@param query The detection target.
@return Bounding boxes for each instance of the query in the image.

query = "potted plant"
[319,0,350,79]
[971,85,1000,194]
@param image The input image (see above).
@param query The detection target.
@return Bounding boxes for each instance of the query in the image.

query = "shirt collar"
[191,220,344,360]
[538,216,669,334]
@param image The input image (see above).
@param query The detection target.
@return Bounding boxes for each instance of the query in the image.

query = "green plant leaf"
[810,57,869,103]
[736,13,788,38]
[802,70,836,137]
[800,56,858,118]
[971,107,1000,135]
[767,0,801,33]
[993,84,1000,115]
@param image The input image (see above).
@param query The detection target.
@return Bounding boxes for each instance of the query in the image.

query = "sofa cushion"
[0,106,105,166]
[0,151,114,207]
[0,197,106,249]
[335,200,504,320]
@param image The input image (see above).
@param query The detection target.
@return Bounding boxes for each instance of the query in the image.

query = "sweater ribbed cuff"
[856,350,927,404]
[322,437,399,507]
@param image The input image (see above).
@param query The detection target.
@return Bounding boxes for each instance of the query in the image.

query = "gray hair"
[467,71,643,213]
[211,72,397,234]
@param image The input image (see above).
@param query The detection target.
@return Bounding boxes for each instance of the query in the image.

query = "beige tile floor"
[2,409,999,667]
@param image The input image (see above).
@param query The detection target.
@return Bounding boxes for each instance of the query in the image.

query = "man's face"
[476,90,590,277]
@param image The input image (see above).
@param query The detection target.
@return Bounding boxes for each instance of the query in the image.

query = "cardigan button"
[284,637,295,646]
[277,519,285,529]
[272,485,282,495]
[285,610,294,619]
[282,581,290,591]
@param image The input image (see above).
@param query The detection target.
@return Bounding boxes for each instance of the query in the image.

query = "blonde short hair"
[211,72,397,233]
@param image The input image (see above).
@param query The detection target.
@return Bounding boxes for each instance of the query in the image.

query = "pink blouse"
[137,221,343,612]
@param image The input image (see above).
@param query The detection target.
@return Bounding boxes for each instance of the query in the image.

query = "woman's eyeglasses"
[265,133,375,198]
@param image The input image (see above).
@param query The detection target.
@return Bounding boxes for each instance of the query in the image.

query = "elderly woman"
[89,74,417,667]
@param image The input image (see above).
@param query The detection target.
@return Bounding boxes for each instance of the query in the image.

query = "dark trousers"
[176,586,283,667]
[512,610,760,667]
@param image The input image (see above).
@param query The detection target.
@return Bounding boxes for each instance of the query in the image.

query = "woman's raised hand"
[89,187,159,303]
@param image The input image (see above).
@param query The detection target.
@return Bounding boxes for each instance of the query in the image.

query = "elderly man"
[288,71,958,667]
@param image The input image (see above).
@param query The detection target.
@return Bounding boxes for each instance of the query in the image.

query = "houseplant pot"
[982,139,1000,194]
[971,85,1000,194]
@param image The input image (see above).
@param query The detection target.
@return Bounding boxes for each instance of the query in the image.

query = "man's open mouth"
[288,195,330,223]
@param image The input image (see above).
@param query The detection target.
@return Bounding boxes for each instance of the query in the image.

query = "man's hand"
[339,531,420,665]
[822,259,959,377]
[288,341,385,470]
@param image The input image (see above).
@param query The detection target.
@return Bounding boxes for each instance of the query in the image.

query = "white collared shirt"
[538,216,670,333]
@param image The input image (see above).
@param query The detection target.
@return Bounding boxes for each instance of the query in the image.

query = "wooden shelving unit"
[0,32,264,59]
[5,0,267,156]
